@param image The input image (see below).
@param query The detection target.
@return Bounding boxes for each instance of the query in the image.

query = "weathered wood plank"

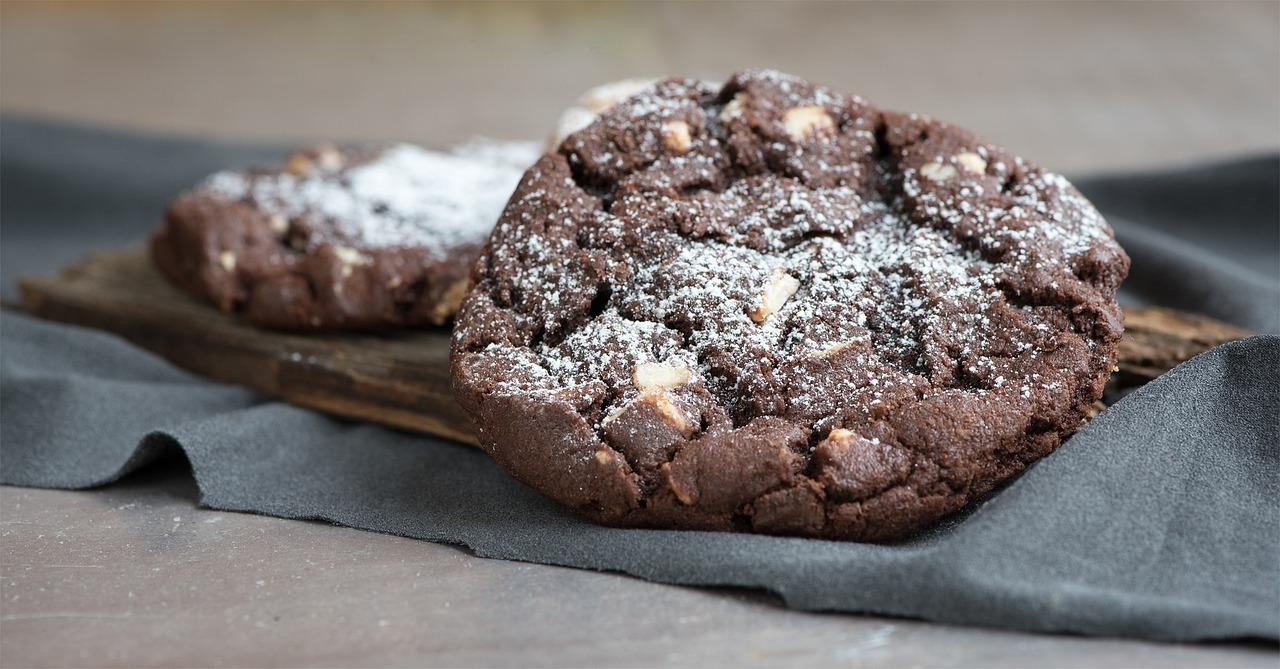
[18,247,474,444]
[16,247,1254,444]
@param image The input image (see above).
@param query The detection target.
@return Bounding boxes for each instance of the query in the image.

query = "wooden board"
[18,247,473,444]
[16,247,1253,445]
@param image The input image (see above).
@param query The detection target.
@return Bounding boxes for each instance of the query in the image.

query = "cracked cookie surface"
[152,141,539,330]
[451,70,1129,541]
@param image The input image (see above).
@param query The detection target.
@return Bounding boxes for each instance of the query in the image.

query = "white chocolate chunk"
[430,278,471,324]
[267,213,289,234]
[332,245,369,278]
[633,361,691,391]
[662,120,693,154]
[600,402,629,428]
[824,428,856,443]
[667,468,696,505]
[749,268,800,323]
[218,251,236,272]
[284,153,312,176]
[647,390,693,434]
[284,145,342,176]
[816,339,860,358]
[719,93,748,121]
[920,162,958,183]
[782,105,835,141]
[332,246,367,266]
[955,151,987,175]
[315,145,343,171]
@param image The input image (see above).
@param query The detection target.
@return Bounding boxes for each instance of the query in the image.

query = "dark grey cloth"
[0,117,281,295]
[1075,157,1280,332]
[2,118,1278,642]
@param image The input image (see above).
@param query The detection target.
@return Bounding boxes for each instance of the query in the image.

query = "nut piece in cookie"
[782,105,835,141]
[284,145,343,176]
[633,361,692,391]
[662,120,694,154]
[919,161,958,183]
[955,151,987,175]
[719,93,748,121]
[749,268,800,323]
[429,278,472,326]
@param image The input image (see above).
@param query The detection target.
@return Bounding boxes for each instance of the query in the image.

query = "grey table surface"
[3,461,1275,669]
[2,2,1278,666]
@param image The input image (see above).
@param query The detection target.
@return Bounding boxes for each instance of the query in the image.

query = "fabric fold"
[2,313,1276,642]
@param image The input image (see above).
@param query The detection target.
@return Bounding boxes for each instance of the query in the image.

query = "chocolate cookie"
[152,141,539,329]
[451,70,1129,541]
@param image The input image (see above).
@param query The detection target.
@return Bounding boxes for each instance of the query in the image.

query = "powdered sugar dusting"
[463,70,1124,431]
[202,141,541,254]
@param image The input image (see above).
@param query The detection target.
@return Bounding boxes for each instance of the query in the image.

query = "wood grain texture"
[17,247,1253,445]
[18,247,473,444]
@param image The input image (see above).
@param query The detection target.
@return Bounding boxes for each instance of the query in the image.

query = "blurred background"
[3,0,1277,174]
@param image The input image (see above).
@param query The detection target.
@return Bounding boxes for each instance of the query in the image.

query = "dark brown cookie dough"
[152,141,539,329]
[451,70,1129,541]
